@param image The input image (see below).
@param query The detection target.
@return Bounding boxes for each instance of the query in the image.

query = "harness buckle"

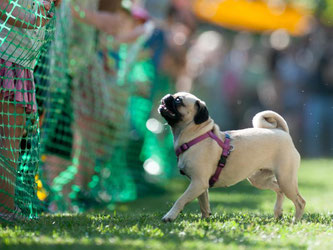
[181,143,189,152]
[218,156,227,165]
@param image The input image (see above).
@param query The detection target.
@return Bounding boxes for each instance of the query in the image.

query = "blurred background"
[40,0,332,212]
[140,0,333,158]
[3,0,332,216]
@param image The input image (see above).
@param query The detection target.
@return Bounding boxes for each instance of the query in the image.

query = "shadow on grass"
[2,213,256,248]
[0,214,265,249]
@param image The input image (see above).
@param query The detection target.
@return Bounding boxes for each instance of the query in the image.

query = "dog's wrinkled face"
[158,92,209,127]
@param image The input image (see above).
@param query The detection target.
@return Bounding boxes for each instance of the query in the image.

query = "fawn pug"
[158,92,305,222]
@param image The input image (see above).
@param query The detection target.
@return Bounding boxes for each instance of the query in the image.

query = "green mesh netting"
[0,0,56,221]
[1,0,176,222]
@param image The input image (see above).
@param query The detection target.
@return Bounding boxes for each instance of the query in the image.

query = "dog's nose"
[162,94,173,103]
[165,94,173,102]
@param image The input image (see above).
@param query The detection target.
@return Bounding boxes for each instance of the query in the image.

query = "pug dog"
[158,92,306,223]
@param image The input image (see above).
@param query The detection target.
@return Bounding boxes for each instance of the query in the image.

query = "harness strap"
[175,132,211,157]
[207,131,230,157]
[209,134,230,187]
[176,130,231,187]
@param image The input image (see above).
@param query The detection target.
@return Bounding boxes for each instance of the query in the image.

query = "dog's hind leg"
[274,190,285,219]
[198,189,211,218]
[276,177,306,222]
[275,160,306,222]
[248,170,285,218]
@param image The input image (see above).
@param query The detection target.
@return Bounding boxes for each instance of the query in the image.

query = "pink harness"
[175,130,231,187]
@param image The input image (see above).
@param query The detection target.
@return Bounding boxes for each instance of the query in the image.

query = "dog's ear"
[194,100,209,124]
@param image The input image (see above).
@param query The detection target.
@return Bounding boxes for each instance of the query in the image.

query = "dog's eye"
[175,97,182,104]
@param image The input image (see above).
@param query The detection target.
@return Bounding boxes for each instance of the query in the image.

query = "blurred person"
[69,1,154,207]
[165,4,193,51]
[303,25,333,157]
[268,42,311,151]
[170,0,196,31]
[71,2,150,44]
[0,0,62,221]
[35,0,74,211]
[186,30,230,127]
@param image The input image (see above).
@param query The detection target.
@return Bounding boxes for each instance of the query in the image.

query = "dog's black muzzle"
[158,94,182,126]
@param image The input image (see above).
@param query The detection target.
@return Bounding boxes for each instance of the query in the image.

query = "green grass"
[1,159,333,250]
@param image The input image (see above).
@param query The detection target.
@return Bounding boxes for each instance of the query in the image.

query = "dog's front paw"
[162,211,178,222]
[201,212,212,219]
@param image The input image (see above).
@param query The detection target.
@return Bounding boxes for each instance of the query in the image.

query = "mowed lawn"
[1,159,332,250]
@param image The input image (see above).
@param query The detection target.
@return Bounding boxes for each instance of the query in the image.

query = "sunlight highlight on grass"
[0,159,332,250]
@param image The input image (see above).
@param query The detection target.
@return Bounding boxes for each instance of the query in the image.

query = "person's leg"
[325,97,333,155]
[72,116,97,191]
[0,94,25,213]
[303,96,324,157]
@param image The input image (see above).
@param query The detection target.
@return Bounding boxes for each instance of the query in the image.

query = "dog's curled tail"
[252,110,289,133]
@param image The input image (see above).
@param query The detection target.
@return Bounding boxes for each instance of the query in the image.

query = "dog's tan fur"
[160,92,306,222]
